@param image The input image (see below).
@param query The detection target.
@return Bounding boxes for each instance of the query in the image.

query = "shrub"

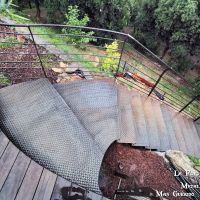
[62,5,95,50]
[101,40,120,72]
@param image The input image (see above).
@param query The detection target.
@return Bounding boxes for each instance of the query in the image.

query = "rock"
[166,150,197,172]
[56,77,62,83]
[59,79,68,83]
[52,68,65,73]
[166,150,199,183]
[194,166,200,172]
[63,76,71,81]
[59,62,68,68]
[58,72,69,78]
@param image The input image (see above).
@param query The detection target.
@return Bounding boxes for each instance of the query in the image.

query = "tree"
[44,0,132,31]
[130,0,160,53]
[34,0,41,19]
[129,0,200,73]
[62,5,95,49]
[14,0,44,19]
[155,0,200,59]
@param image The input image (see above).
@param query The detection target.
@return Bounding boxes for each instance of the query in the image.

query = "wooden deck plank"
[142,96,160,150]
[0,143,19,190]
[160,104,180,150]
[50,176,71,200]
[150,100,171,151]
[33,168,57,200]
[0,133,9,158]
[131,92,149,147]
[0,152,30,200]
[15,160,43,200]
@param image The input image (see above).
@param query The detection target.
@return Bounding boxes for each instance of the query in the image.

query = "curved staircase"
[0,78,199,200]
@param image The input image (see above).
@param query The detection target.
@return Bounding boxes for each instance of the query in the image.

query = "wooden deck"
[0,87,200,199]
[0,132,109,200]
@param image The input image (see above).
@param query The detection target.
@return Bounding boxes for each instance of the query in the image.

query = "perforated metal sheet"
[54,80,120,152]
[117,86,136,144]
[0,79,106,193]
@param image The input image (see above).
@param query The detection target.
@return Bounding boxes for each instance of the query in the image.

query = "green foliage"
[101,40,120,72]
[44,0,132,32]
[169,57,192,73]
[0,0,29,21]
[0,0,14,11]
[188,155,200,166]
[0,37,20,48]
[168,44,192,73]
[130,0,160,52]
[0,73,11,86]
[130,0,200,73]
[62,5,95,50]
[154,0,200,54]
[44,0,62,23]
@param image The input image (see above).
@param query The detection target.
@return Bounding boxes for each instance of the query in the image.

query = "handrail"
[0,23,199,119]
[0,23,129,36]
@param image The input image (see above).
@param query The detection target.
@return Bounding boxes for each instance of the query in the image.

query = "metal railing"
[0,23,200,120]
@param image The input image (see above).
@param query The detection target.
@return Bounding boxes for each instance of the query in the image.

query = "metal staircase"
[0,22,200,199]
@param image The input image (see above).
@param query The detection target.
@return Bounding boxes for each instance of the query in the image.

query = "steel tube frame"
[148,68,170,97]
[0,23,199,119]
[28,26,47,78]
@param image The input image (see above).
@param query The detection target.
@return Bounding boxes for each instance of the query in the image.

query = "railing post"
[122,61,127,72]
[148,68,170,96]
[179,94,200,113]
[115,36,128,77]
[27,26,47,78]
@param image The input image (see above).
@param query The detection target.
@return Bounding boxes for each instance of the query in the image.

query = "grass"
[0,73,11,86]
[188,155,200,165]
[30,26,101,70]
[0,37,20,48]
[33,54,59,68]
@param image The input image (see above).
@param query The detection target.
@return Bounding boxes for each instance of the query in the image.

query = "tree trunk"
[29,1,32,9]
[160,41,169,59]
[35,0,41,19]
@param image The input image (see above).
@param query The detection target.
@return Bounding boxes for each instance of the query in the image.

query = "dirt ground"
[99,143,190,200]
[0,24,57,88]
